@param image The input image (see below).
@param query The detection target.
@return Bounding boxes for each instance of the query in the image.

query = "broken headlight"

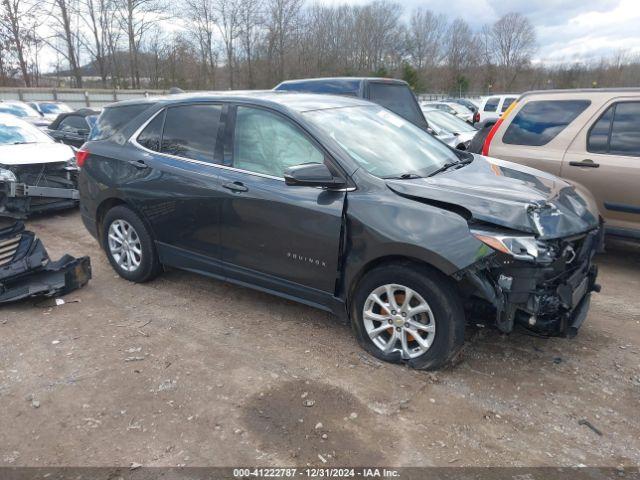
[471,229,552,263]
[0,167,17,183]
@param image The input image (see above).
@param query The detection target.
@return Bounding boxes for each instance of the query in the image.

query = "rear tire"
[102,205,161,283]
[351,263,465,370]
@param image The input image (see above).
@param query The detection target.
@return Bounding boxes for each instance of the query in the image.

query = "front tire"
[102,205,161,283]
[351,263,465,370]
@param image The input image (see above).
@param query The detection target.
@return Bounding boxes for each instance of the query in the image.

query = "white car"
[422,101,474,123]
[0,100,51,129]
[0,114,79,217]
[421,107,478,150]
[476,94,519,127]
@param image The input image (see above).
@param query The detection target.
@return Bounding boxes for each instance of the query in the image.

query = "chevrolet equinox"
[78,92,602,370]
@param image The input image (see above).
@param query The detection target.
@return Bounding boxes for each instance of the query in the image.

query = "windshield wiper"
[427,157,473,177]
[383,173,422,180]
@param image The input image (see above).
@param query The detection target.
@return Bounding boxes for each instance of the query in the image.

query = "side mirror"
[284,163,345,188]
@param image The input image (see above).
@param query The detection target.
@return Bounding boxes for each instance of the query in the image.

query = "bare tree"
[79,0,111,87]
[445,18,477,93]
[184,0,218,88]
[486,12,536,89]
[265,0,302,82]
[0,0,38,86]
[45,0,83,87]
[405,8,446,70]
[212,0,241,89]
[238,0,261,88]
[115,0,166,88]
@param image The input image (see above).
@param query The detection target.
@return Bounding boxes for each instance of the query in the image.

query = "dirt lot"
[1,210,639,468]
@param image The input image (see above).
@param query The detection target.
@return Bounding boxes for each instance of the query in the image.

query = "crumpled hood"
[0,142,75,166]
[386,155,600,239]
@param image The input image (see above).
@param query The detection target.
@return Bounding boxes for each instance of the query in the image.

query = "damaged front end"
[0,219,91,304]
[0,162,79,218]
[460,225,602,337]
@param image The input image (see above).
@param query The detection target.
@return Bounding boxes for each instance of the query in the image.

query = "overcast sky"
[318,0,640,64]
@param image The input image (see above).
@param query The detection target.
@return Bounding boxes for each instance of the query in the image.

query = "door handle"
[128,159,148,169]
[569,159,600,168]
[222,181,248,192]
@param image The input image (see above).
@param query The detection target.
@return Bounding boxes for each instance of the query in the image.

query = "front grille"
[0,234,21,267]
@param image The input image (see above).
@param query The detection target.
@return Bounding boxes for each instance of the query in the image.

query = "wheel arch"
[344,252,460,316]
[95,197,155,248]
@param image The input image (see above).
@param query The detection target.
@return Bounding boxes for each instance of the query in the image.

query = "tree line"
[1,0,639,94]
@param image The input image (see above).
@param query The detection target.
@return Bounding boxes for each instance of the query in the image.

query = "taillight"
[481,101,519,157]
[481,119,503,156]
[76,148,90,168]
[473,111,480,123]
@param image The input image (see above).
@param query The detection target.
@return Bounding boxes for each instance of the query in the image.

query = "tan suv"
[482,89,640,240]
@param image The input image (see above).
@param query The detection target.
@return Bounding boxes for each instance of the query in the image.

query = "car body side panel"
[340,169,489,299]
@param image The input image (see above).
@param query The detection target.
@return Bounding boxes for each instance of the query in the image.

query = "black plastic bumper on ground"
[0,220,92,304]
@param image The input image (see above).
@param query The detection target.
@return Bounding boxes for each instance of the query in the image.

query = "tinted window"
[484,97,499,112]
[368,83,426,127]
[587,106,613,154]
[91,104,150,140]
[502,100,590,146]
[501,97,516,112]
[610,102,640,156]
[233,107,324,177]
[161,104,222,162]
[58,115,88,132]
[137,110,165,152]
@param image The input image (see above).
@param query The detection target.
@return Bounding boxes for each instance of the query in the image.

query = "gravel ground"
[0,210,639,468]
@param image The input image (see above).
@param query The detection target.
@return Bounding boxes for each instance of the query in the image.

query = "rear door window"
[609,102,640,156]
[502,100,591,146]
[368,83,427,128]
[161,104,223,163]
[484,97,499,112]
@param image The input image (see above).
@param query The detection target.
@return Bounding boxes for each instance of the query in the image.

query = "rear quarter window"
[484,97,499,112]
[502,100,591,146]
[90,104,152,140]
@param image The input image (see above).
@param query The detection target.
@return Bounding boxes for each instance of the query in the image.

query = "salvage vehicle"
[47,108,99,148]
[0,100,50,129]
[0,218,91,304]
[421,107,477,150]
[78,92,602,370]
[0,114,79,218]
[27,101,73,122]
[482,88,640,240]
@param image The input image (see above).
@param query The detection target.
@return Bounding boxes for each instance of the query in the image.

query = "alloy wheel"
[108,219,142,272]
[363,284,436,359]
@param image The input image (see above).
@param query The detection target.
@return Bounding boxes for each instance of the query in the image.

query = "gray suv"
[78,92,602,370]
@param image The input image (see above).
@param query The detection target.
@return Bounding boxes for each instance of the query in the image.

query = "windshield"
[423,110,476,135]
[39,103,72,114]
[305,105,461,178]
[0,117,53,145]
[0,102,40,118]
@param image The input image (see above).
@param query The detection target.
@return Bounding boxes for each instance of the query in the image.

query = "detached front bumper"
[465,227,601,337]
[0,221,91,304]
